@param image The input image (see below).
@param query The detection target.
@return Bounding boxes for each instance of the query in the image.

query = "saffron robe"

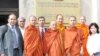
[77,24,89,56]
[64,26,84,56]
[24,25,43,56]
[44,29,63,56]
[57,24,65,55]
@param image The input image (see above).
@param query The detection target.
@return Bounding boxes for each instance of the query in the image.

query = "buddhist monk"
[56,14,65,32]
[56,14,65,55]
[77,16,89,56]
[24,16,43,56]
[44,21,63,56]
[64,16,84,56]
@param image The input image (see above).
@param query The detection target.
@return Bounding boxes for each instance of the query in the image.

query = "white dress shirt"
[39,27,46,33]
[19,27,25,37]
[87,33,100,55]
[39,27,46,38]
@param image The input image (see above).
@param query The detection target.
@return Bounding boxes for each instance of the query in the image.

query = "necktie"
[41,28,44,39]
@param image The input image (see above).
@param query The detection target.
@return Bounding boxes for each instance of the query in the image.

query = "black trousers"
[94,52,100,56]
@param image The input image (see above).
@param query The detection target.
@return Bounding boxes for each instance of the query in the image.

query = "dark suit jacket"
[0,25,23,56]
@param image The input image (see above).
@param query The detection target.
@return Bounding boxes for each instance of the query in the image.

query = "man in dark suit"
[38,16,46,56]
[38,16,46,39]
[0,14,23,56]
[18,17,26,38]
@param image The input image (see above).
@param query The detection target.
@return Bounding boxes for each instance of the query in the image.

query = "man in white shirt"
[18,17,26,37]
[38,16,46,39]
[38,16,46,56]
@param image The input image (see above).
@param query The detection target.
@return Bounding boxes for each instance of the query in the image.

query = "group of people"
[0,13,100,56]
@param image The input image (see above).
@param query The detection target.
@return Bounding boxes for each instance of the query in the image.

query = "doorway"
[0,15,8,26]
[0,0,18,26]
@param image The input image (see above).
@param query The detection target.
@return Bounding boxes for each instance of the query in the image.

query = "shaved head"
[68,16,77,27]
[29,16,37,25]
[49,21,57,30]
[56,14,63,24]
[80,16,86,24]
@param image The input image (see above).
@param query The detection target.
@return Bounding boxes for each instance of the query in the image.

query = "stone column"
[81,0,92,24]
[91,0,98,24]
[97,0,100,26]
[19,0,36,24]
[81,0,100,26]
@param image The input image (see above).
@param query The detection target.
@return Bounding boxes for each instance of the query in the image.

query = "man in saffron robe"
[56,14,65,54]
[77,16,89,56]
[56,14,65,32]
[24,16,43,56]
[44,21,63,56]
[64,16,84,56]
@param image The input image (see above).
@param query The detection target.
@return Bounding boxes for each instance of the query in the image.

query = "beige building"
[0,0,100,26]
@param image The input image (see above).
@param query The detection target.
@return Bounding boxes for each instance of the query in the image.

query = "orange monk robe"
[43,29,63,56]
[24,25,43,56]
[57,24,65,32]
[57,24,65,54]
[77,23,89,56]
[64,26,84,56]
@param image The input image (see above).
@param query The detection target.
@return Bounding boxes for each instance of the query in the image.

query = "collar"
[39,27,45,32]
[39,27,45,29]
[7,23,15,29]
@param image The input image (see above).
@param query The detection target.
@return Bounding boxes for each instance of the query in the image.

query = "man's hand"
[1,53,6,56]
